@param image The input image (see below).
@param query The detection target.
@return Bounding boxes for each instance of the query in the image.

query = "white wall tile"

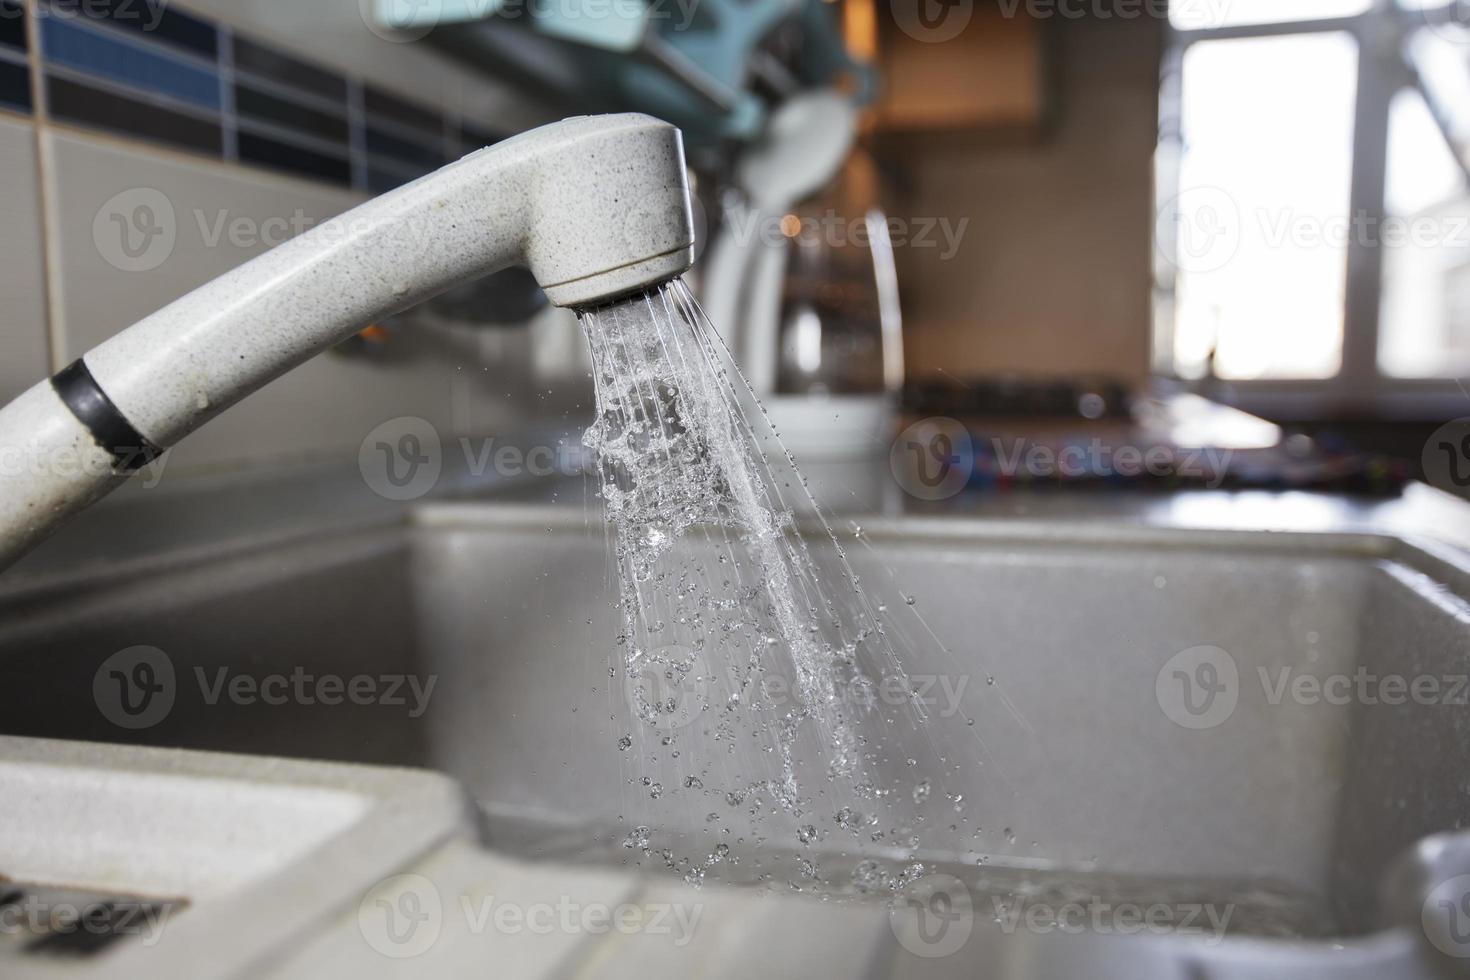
[0,116,52,405]
[46,129,470,470]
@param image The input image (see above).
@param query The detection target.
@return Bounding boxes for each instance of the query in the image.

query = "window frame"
[1154,0,1470,420]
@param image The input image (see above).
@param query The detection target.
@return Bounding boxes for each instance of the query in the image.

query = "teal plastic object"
[549,0,872,144]
[376,0,873,146]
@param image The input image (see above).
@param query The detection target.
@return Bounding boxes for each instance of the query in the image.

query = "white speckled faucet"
[0,113,694,571]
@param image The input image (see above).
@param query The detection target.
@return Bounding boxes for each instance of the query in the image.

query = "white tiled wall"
[45,130,472,469]
[0,115,50,407]
[0,2,570,473]
[47,131,369,359]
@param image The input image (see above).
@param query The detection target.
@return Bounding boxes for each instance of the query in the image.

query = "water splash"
[571,303,1336,934]
[579,279,953,891]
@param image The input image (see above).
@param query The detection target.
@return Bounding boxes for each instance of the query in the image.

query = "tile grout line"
[40,115,371,199]
[44,59,221,122]
[217,22,236,163]
[42,55,452,189]
[234,64,354,121]
[236,113,352,165]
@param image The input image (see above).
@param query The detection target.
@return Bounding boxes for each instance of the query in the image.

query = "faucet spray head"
[509,114,696,308]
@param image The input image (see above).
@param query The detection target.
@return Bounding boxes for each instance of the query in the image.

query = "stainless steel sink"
[2,501,1468,977]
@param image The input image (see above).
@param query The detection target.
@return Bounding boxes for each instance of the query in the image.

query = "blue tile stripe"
[62,0,220,60]
[40,14,219,110]
[22,2,508,190]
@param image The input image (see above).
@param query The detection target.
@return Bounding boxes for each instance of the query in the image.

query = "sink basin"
[1,502,1468,976]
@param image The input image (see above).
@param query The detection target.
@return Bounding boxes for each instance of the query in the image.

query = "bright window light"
[1168,33,1359,380]
[1378,87,1470,378]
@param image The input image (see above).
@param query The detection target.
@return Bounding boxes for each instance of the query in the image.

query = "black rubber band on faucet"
[51,359,164,471]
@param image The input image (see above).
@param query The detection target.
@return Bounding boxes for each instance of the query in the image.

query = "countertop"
[2,442,1468,590]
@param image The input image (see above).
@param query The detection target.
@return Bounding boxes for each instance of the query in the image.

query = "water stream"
[580,279,959,894]
[568,280,1335,938]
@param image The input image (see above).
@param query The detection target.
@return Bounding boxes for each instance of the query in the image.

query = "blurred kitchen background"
[1,0,1468,568]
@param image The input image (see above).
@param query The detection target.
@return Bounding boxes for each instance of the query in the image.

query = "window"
[1379,86,1470,378]
[1155,3,1470,416]
[1171,33,1358,380]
